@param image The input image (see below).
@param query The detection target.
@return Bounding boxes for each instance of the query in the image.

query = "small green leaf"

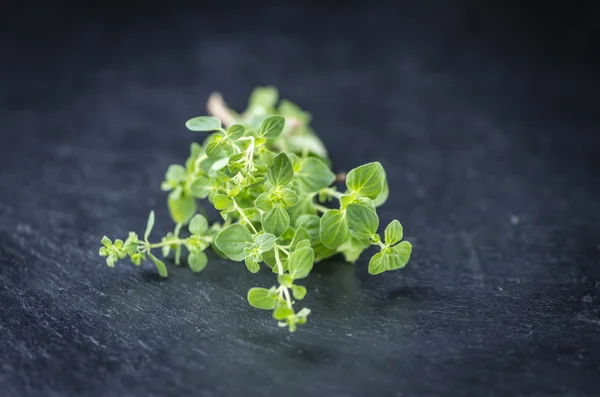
[385,220,403,246]
[294,157,335,192]
[214,224,255,261]
[259,115,285,138]
[337,237,370,263]
[165,165,187,182]
[189,214,208,235]
[185,116,221,132]
[188,251,208,272]
[144,211,155,241]
[168,194,197,224]
[291,284,307,300]
[245,258,260,273]
[247,287,277,310]
[295,239,311,250]
[368,252,387,275]
[227,124,245,140]
[101,236,112,248]
[262,207,290,236]
[295,214,321,244]
[254,192,273,211]
[287,195,317,225]
[268,153,294,186]
[296,308,311,318]
[319,209,349,249]
[346,203,379,238]
[290,227,310,249]
[273,306,294,320]
[277,274,293,287]
[249,86,279,109]
[280,188,298,208]
[287,247,314,279]
[255,233,276,252]
[213,194,234,211]
[346,162,385,199]
[372,177,389,207]
[148,251,168,277]
[189,176,212,198]
[390,241,412,269]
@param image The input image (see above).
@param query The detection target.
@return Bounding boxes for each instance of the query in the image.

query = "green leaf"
[280,188,298,208]
[168,194,197,224]
[372,177,389,207]
[245,258,260,273]
[254,192,273,211]
[189,176,212,198]
[390,241,412,269]
[165,165,187,182]
[214,224,255,261]
[188,251,208,272]
[273,306,294,320]
[262,207,290,236]
[290,227,310,249]
[101,236,112,248]
[295,239,311,250]
[295,214,321,244]
[259,115,285,138]
[247,287,277,310]
[185,116,221,132]
[368,252,387,275]
[213,194,234,211]
[255,233,276,252]
[144,211,155,241]
[294,157,335,192]
[346,162,385,199]
[319,209,349,249]
[287,195,316,225]
[148,251,168,277]
[291,284,307,300]
[189,214,208,235]
[277,274,293,287]
[249,86,279,109]
[385,220,403,246]
[337,237,370,263]
[346,203,379,238]
[287,247,314,279]
[268,153,294,186]
[227,124,245,140]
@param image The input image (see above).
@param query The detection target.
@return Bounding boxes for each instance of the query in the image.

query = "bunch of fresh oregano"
[99,87,412,332]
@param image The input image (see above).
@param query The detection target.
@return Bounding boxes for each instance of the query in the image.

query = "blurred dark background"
[1,0,599,396]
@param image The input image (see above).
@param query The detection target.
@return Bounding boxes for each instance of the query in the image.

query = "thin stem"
[147,239,186,249]
[376,241,386,249]
[193,154,208,173]
[233,200,258,234]
[314,204,329,213]
[278,246,290,256]
[322,188,344,199]
[274,247,284,275]
[282,287,293,308]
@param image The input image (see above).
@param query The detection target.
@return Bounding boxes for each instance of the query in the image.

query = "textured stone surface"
[1,1,599,396]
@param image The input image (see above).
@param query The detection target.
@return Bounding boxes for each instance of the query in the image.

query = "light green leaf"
[255,233,276,252]
[319,209,349,249]
[144,211,155,241]
[189,214,208,235]
[290,227,310,249]
[280,188,298,208]
[189,176,212,198]
[287,195,316,225]
[165,165,187,182]
[254,192,273,211]
[368,252,387,275]
[294,157,335,192]
[346,162,385,199]
[390,241,412,269]
[295,214,321,244]
[296,308,311,318]
[287,247,314,279]
[188,251,208,272]
[213,194,234,211]
[214,224,255,261]
[277,274,293,287]
[295,239,311,250]
[336,237,370,263]
[259,115,285,138]
[249,86,279,109]
[245,258,260,273]
[268,153,294,186]
[346,203,379,238]
[285,135,328,159]
[262,207,290,236]
[185,116,222,132]
[273,306,294,320]
[385,220,403,246]
[168,195,196,224]
[101,236,112,248]
[227,124,245,140]
[148,251,168,277]
[372,177,389,207]
[247,287,277,310]
[288,153,302,172]
[291,285,307,300]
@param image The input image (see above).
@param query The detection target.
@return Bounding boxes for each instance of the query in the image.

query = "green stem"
[314,204,329,213]
[274,246,284,275]
[233,200,258,234]
[147,239,187,249]
[278,246,290,256]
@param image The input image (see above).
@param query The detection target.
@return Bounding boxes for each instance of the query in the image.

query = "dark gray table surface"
[1,1,599,396]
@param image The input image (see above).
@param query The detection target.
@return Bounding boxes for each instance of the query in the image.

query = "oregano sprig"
[99,87,412,332]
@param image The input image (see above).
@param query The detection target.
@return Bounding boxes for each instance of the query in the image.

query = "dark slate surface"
[1,1,599,396]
